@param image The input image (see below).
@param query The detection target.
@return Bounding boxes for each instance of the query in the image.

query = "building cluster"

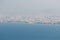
[0,16,60,24]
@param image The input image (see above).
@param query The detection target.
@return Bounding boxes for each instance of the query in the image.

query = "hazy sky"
[0,0,60,16]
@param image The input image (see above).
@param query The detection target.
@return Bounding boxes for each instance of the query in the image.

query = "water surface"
[0,23,60,40]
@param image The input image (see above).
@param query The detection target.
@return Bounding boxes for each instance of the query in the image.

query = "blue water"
[0,23,60,40]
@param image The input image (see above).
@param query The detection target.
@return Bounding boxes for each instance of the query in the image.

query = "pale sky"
[0,0,60,16]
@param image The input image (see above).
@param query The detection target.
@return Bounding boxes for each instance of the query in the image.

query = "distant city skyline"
[0,16,60,24]
[0,0,60,16]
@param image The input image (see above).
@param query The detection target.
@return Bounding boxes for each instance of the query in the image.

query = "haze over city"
[0,0,60,16]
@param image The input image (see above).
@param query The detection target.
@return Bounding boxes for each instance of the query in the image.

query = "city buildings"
[0,16,60,24]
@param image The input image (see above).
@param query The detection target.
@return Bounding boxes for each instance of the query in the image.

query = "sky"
[0,0,60,16]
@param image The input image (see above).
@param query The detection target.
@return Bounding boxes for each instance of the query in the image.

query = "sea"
[0,23,60,40]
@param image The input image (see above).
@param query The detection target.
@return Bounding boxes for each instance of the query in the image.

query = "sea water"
[0,23,60,40]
